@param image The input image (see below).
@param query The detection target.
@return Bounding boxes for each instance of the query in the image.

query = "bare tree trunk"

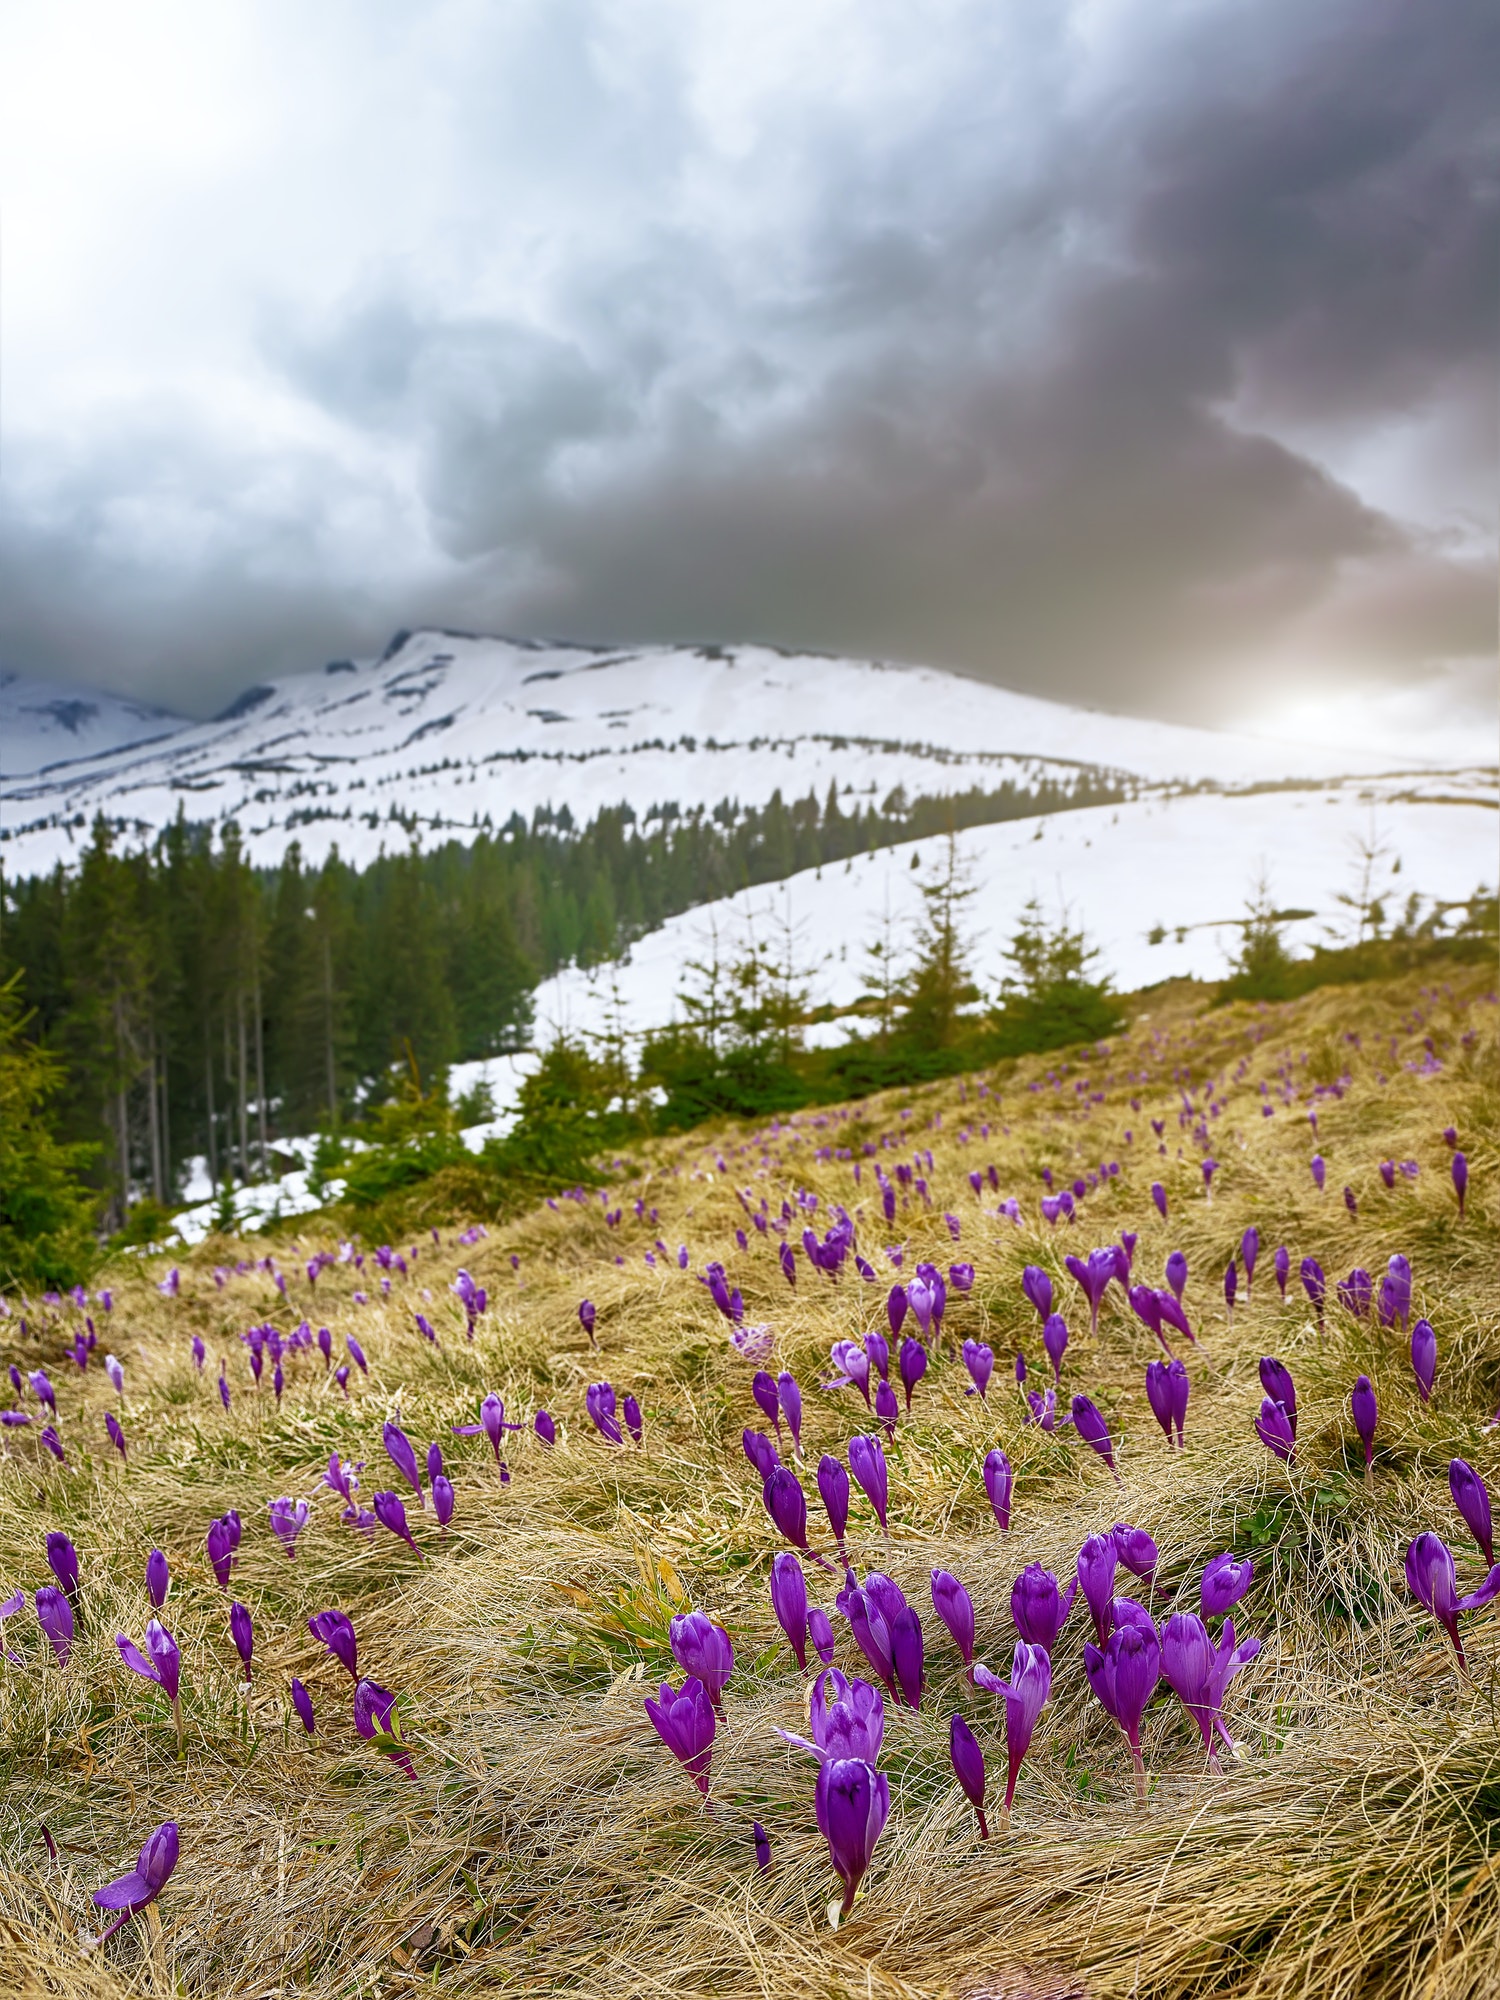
[205,1041,218,1187]
[322,927,337,1126]
[160,1043,171,1198]
[146,1036,164,1204]
[252,958,268,1172]
[237,990,249,1183]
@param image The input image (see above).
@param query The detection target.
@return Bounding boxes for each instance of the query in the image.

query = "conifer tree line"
[0,767,1127,1216]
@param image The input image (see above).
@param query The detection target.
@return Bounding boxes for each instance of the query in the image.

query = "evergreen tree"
[0,973,97,1286]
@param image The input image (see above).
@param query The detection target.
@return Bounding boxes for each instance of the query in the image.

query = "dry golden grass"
[1,967,1497,1999]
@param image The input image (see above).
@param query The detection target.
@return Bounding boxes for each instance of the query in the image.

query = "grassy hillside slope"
[1,965,1496,1999]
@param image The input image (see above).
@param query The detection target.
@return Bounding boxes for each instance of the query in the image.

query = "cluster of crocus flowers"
[1255,1357,1297,1462]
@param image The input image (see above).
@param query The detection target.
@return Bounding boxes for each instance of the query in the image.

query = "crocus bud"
[1259,1357,1297,1438]
[432,1474,455,1528]
[1200,1553,1253,1617]
[753,1822,771,1870]
[1452,1153,1468,1218]
[46,1533,81,1610]
[930,1570,976,1669]
[818,1755,891,1919]
[1112,1524,1158,1584]
[1255,1398,1296,1461]
[669,1611,734,1709]
[949,1713,988,1836]
[1351,1377,1377,1467]
[891,1605,924,1710]
[1411,1319,1437,1402]
[983,1446,1013,1532]
[308,1609,358,1676]
[534,1409,556,1446]
[382,1422,424,1503]
[1077,1532,1118,1645]
[622,1395,643,1446]
[849,1435,889,1535]
[1311,1155,1326,1191]
[770,1553,810,1668]
[146,1550,170,1609]
[777,1371,803,1455]
[752,1371,780,1435]
[1449,1460,1495,1565]
[1273,1245,1289,1299]
[291,1678,316,1733]
[808,1605,836,1663]
[36,1585,74,1664]
[1071,1395,1121,1485]
[1021,1265,1053,1321]
[1151,1183,1167,1220]
[743,1428,780,1480]
[864,1332,890,1381]
[898,1337,927,1413]
[1010,1564,1077,1654]
[962,1341,993,1399]
[578,1299,597,1343]
[1165,1251,1187,1302]
[1223,1263,1237,1313]
[818,1454,850,1549]
[229,1602,254,1682]
[763,1466,810,1549]
[1300,1257,1326,1320]
[1042,1314,1069,1383]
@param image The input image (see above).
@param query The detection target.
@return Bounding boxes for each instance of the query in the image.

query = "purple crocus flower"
[116,1619,182,1706]
[983,1446,1013,1531]
[1064,1249,1118,1337]
[309,1609,359,1676]
[102,1410,127,1460]
[29,1370,56,1415]
[45,1533,80,1610]
[1338,1268,1373,1318]
[205,1516,237,1590]
[1085,1617,1160,1801]
[1403,1533,1500,1671]
[644,1675,716,1795]
[1042,1313,1069,1384]
[105,1353,125,1396]
[382,1421,424,1504]
[90,1822,179,1944]
[1021,1266,1053,1321]
[534,1409,556,1446]
[622,1394,644,1445]
[770,1553,810,1668]
[578,1299,597,1344]
[346,1334,368,1375]
[1382,1254,1413,1332]
[743,1428,780,1481]
[432,1474,455,1528]
[1259,1358,1297,1439]
[825,1340,872,1406]
[1223,1262,1237,1315]
[899,1338,927,1414]
[763,1466,811,1550]
[809,1605,836,1663]
[40,1424,67,1463]
[354,1676,415,1776]
[1255,1397,1296,1462]
[778,1371,803,1456]
[36,1585,74,1663]
[1411,1319,1437,1402]
[949,1261,974,1293]
[1072,1395,1121,1485]
[1077,1533,1119,1645]
[752,1371,781,1437]
[1449,1461,1495,1566]
[669,1611,734,1709]
[1301,1257,1326,1322]
[1452,1152,1468,1218]
[146,1549,170,1609]
[949,1711,989,1837]
[229,1601,254,1683]
[1273,1245,1289,1299]
[291,1678,316,1733]
[864,1332,890,1381]
[1112,1525,1159,1591]
[841,1579,899,1694]
[886,1284,908,1340]
[1010,1563,1078,1654]
[849,1434,889,1535]
[891,1604,924,1709]
[753,1822,771,1871]
[1144,1357,1189,1449]
[1161,1610,1260,1762]
[1351,1376,1378,1473]
[1151,1182,1167,1220]
[1200,1553,1253,1617]
[1241,1227,1259,1291]
[931,1570,976,1671]
[1165,1251,1188,1303]
[962,1341,993,1399]
[373,1490,423,1557]
[973,1640,1051,1818]
[585,1381,623,1445]
[268,1497,310,1557]
[874,1378,899,1438]
[818,1755,891,1920]
[1311,1154,1326,1191]
[817,1453,851,1552]
[1201,1158,1218,1194]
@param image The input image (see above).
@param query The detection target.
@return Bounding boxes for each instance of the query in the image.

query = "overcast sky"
[0,0,1494,753]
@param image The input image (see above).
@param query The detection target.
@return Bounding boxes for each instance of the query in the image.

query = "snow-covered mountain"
[2,630,1484,879]
[0,670,187,779]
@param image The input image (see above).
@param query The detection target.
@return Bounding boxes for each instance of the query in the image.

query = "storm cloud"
[0,0,1493,742]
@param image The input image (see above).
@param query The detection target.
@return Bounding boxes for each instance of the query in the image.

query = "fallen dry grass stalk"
[0,968,1496,1997]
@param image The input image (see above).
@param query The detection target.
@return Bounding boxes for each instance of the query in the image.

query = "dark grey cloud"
[1,0,1493,735]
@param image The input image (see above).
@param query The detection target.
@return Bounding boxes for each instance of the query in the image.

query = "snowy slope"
[0,670,187,778]
[446,782,1497,1125]
[2,630,1485,878]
